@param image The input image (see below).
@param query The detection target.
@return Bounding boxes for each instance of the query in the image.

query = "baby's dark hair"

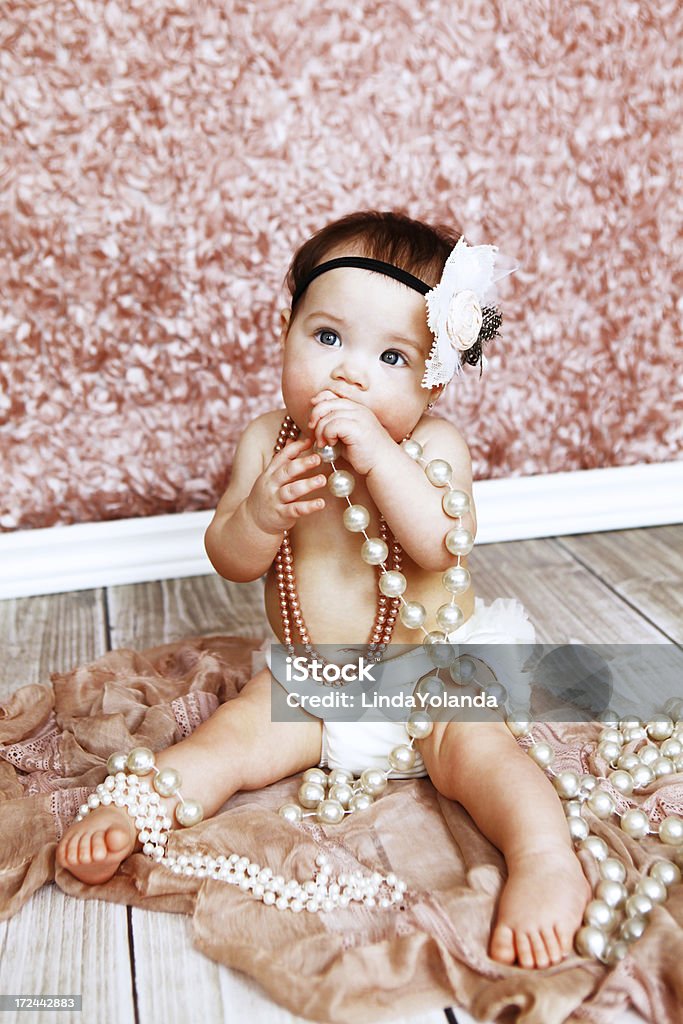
[283,209,498,373]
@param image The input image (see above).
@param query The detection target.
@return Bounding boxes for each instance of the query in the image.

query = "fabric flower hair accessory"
[421,237,518,388]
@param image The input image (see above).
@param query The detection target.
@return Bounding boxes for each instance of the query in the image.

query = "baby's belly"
[264,560,474,647]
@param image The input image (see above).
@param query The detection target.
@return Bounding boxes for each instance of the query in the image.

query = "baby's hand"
[246,437,326,535]
[308,391,390,475]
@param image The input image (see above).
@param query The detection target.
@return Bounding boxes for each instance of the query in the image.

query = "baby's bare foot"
[56,804,137,885]
[490,844,591,968]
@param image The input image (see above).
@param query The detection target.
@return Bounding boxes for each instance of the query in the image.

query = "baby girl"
[56,209,590,968]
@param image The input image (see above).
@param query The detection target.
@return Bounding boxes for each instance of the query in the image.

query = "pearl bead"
[175,799,203,827]
[658,815,683,846]
[401,438,423,460]
[616,753,640,772]
[153,767,182,798]
[316,799,345,825]
[601,728,623,746]
[553,771,581,799]
[597,740,621,764]
[652,757,674,778]
[379,570,407,598]
[579,775,598,793]
[328,783,353,807]
[436,602,464,632]
[587,788,615,819]
[425,458,452,486]
[328,470,354,498]
[580,835,609,860]
[636,876,667,903]
[298,781,326,808]
[663,698,683,721]
[327,768,354,786]
[126,746,156,776]
[596,879,627,908]
[620,808,650,839]
[423,633,457,666]
[599,857,626,883]
[315,443,339,463]
[450,655,477,684]
[279,803,303,824]
[361,537,389,565]
[445,527,474,556]
[405,711,434,739]
[584,899,617,931]
[568,817,590,842]
[625,894,653,917]
[399,601,427,629]
[506,715,531,738]
[360,768,388,796]
[620,917,646,943]
[564,800,583,818]
[388,744,417,772]
[610,770,634,794]
[414,674,444,703]
[107,752,128,775]
[575,925,607,959]
[302,768,328,786]
[484,681,508,705]
[528,742,554,768]
[87,794,100,809]
[441,565,471,595]
[619,716,641,731]
[343,504,370,532]
[647,717,674,741]
[442,489,470,517]
[660,738,682,759]
[650,860,681,887]
[630,764,654,789]
[349,791,373,812]
[638,745,660,766]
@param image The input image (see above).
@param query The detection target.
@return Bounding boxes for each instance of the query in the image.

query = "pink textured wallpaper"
[1,1,681,531]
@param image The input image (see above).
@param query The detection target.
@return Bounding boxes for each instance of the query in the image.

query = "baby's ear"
[279,308,292,347]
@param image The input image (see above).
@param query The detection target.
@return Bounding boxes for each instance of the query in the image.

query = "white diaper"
[256,596,537,780]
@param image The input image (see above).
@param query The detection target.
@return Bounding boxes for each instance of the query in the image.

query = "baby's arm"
[366,417,477,571]
[205,414,326,582]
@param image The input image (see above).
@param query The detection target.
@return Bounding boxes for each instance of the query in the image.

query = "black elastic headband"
[291,257,430,309]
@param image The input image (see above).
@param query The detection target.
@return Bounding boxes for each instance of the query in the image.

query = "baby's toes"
[514,932,536,969]
[91,831,108,862]
[544,926,563,965]
[105,825,132,854]
[555,922,576,957]
[77,831,94,865]
[64,833,82,865]
[489,923,516,964]
[527,929,550,968]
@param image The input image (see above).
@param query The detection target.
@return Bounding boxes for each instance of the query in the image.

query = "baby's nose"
[330,357,368,390]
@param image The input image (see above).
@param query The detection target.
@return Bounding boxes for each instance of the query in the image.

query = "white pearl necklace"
[517,701,683,965]
[73,747,408,913]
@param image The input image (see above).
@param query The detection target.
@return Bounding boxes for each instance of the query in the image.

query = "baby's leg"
[56,668,323,885]
[417,720,590,969]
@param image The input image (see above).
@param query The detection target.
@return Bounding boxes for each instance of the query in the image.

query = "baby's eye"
[315,329,341,347]
[380,349,408,367]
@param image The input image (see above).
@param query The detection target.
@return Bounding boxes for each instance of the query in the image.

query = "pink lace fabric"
[0,636,681,1024]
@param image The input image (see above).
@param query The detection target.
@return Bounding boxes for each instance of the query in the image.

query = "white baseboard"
[0,462,681,600]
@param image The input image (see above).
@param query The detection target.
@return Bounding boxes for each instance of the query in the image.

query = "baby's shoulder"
[411,412,471,459]
[238,408,289,457]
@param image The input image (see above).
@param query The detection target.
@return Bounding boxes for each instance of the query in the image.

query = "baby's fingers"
[287,497,326,519]
[273,451,321,486]
[280,474,326,504]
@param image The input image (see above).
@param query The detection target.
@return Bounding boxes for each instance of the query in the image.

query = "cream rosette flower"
[422,237,516,388]
[444,289,483,351]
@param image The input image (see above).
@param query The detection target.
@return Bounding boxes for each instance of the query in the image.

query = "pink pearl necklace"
[273,415,402,667]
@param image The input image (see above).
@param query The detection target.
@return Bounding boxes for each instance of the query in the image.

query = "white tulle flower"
[422,237,516,389]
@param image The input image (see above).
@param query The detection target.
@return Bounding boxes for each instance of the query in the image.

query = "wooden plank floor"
[2,524,681,1024]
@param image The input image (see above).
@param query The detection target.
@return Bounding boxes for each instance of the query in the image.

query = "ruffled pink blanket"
[1,635,682,1024]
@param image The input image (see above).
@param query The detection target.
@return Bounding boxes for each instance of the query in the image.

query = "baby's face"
[280,257,435,442]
